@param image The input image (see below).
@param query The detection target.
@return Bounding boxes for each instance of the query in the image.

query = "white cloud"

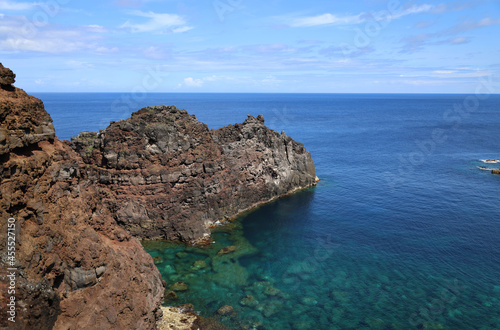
[95,46,119,53]
[120,10,192,33]
[143,45,171,59]
[182,77,203,87]
[85,25,108,33]
[434,70,455,74]
[178,75,227,88]
[290,13,363,27]
[388,4,433,20]
[0,16,110,54]
[0,0,35,10]
[172,26,193,34]
[289,4,434,27]
[449,37,468,44]
[67,60,94,69]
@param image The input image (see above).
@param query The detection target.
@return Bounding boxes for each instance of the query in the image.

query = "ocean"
[33,92,500,329]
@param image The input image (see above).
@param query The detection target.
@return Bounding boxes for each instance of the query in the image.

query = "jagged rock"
[0,64,163,329]
[0,66,55,155]
[70,106,317,243]
[0,63,15,87]
[492,169,500,175]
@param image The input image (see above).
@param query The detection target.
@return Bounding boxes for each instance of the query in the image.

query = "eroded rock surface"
[71,105,317,243]
[0,64,163,329]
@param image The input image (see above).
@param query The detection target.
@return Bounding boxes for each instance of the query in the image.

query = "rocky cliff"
[70,105,317,243]
[0,63,316,328]
[0,64,164,329]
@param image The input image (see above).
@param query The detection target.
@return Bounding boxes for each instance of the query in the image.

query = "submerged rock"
[217,305,234,316]
[170,282,189,292]
[264,286,282,297]
[164,290,178,301]
[192,260,207,269]
[176,251,189,259]
[217,245,237,255]
[240,295,259,308]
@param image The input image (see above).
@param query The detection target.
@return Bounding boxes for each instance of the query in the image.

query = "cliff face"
[0,63,316,328]
[71,105,317,243]
[0,64,163,329]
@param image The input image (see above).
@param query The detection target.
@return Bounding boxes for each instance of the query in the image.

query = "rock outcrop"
[0,63,317,328]
[70,105,317,243]
[492,169,500,175]
[0,64,163,329]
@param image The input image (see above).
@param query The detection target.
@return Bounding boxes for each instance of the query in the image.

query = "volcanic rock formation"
[0,64,163,329]
[70,106,317,243]
[0,63,316,328]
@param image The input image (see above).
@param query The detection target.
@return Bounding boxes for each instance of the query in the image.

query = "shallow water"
[38,93,500,329]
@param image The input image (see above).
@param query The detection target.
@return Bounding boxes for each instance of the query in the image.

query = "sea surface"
[34,93,500,329]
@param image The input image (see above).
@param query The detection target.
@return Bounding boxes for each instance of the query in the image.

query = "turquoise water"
[36,93,500,329]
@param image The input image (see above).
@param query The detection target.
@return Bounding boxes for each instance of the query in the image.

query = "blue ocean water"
[34,93,500,329]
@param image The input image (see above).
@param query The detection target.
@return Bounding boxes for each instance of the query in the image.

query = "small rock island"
[0,64,317,329]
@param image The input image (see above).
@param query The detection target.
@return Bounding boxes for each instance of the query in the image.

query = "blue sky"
[1,0,499,93]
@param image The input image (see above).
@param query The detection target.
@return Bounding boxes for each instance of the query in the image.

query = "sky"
[0,0,499,93]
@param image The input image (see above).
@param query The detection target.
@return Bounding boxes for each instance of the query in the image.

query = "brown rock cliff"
[0,64,164,329]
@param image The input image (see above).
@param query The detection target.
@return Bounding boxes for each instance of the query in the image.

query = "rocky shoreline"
[0,64,317,328]
[70,105,317,244]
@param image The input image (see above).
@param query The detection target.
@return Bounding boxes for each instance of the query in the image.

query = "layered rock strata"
[0,64,163,329]
[71,106,317,243]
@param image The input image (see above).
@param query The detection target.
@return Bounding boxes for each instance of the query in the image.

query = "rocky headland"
[0,64,317,328]
[70,105,317,243]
